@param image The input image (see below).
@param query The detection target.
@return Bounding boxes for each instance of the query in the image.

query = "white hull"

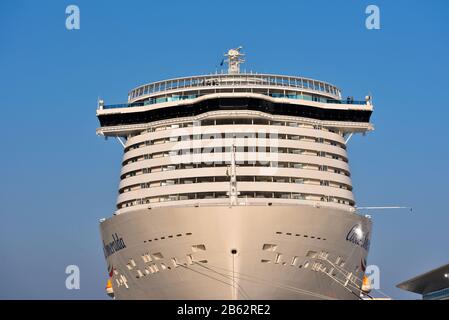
[100,204,371,300]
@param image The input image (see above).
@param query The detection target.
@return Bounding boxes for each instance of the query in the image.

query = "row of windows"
[121,161,350,180]
[127,91,364,111]
[131,91,339,108]
[119,175,352,194]
[126,134,345,154]
[100,96,372,127]
[144,94,198,105]
[118,191,354,209]
[130,85,337,102]
[125,122,345,152]
[123,146,347,167]
[126,119,342,139]
[128,75,340,100]
[140,119,338,132]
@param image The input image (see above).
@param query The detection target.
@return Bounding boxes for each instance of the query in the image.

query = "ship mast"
[224,47,245,74]
[227,144,240,206]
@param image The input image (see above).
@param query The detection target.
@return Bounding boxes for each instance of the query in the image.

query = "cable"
[176,263,234,288]
[232,254,236,300]
[196,261,336,300]
[192,262,251,300]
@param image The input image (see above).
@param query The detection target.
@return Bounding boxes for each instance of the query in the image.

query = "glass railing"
[128,73,342,102]
[102,93,366,109]
[102,101,145,109]
[326,98,366,105]
[149,94,198,104]
[103,95,199,109]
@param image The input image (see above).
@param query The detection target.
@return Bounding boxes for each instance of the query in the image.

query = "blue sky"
[0,0,448,299]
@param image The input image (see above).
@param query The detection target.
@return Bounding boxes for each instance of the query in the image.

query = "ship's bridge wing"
[96,93,373,137]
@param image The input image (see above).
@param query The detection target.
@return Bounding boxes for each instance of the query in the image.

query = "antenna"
[226,144,240,206]
[224,46,245,74]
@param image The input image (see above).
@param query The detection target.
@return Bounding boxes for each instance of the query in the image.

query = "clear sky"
[0,0,448,299]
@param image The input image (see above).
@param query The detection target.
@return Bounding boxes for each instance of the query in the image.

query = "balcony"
[102,92,366,110]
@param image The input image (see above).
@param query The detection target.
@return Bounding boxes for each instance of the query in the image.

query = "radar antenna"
[224,46,245,74]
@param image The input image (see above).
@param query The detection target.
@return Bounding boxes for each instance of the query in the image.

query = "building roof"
[397,263,449,295]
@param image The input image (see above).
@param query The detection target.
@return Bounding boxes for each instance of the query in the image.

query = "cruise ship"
[97,48,374,300]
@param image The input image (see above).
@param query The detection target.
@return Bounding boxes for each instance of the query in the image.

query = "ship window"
[255,192,272,198]
[215,119,234,125]
[262,244,277,251]
[274,254,282,264]
[253,119,269,125]
[153,252,164,260]
[142,253,152,263]
[152,264,159,273]
[291,257,298,266]
[192,244,206,252]
[306,251,317,258]
[274,193,290,199]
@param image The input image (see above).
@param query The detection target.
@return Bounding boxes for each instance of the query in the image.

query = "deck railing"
[128,73,342,102]
[103,93,366,110]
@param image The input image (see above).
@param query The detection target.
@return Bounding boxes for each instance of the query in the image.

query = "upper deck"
[96,48,373,136]
[127,73,343,104]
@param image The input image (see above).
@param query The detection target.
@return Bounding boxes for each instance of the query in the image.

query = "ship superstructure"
[97,48,374,299]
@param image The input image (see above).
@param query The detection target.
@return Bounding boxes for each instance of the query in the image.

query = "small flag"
[361,258,367,272]
[108,264,114,277]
